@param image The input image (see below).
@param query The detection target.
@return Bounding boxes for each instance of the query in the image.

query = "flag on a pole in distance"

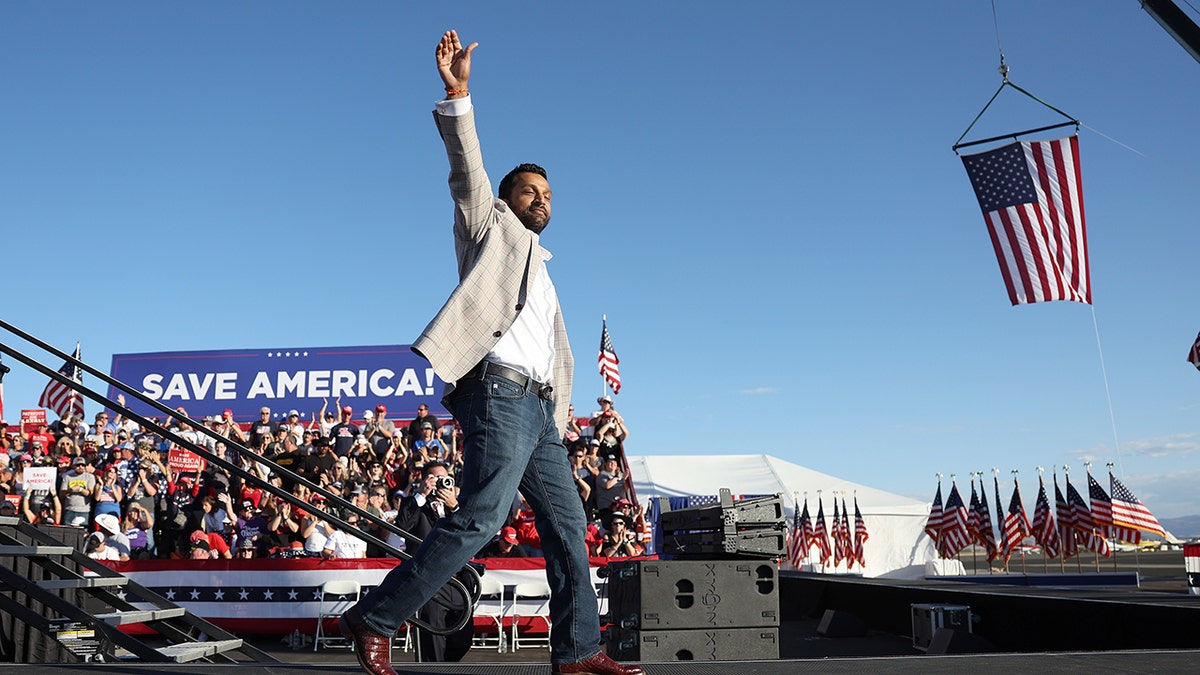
[831,499,846,566]
[1003,481,1033,561]
[1067,476,1110,557]
[960,136,1090,306]
[840,497,854,569]
[939,484,971,558]
[598,321,621,394]
[1054,475,1077,560]
[975,479,1000,562]
[924,482,943,545]
[1188,331,1200,372]
[812,499,831,565]
[966,481,981,543]
[853,497,868,568]
[1110,473,1166,537]
[993,474,1005,560]
[787,499,811,571]
[38,343,83,422]
[1031,477,1060,559]
[1088,471,1140,545]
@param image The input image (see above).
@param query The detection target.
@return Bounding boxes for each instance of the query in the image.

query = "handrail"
[0,319,481,634]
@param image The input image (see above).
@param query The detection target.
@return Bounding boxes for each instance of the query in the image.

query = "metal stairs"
[0,514,277,664]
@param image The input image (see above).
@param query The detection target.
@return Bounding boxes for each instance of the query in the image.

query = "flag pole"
[601,314,607,400]
[969,472,979,575]
[1013,469,1026,575]
[1085,461,1101,573]
[992,467,1002,574]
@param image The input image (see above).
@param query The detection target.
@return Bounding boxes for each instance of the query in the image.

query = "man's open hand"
[436,29,477,97]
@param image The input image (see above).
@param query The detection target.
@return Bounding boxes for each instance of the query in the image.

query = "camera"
[436,476,455,491]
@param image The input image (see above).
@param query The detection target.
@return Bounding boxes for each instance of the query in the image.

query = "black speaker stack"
[603,489,784,661]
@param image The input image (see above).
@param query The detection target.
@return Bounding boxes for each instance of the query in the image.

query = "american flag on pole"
[38,342,83,422]
[1110,473,1166,537]
[831,499,846,567]
[1054,475,1077,560]
[975,478,1000,562]
[1031,478,1060,559]
[852,496,868,568]
[1188,331,1200,373]
[598,319,621,394]
[960,136,1090,306]
[840,497,854,568]
[924,481,943,545]
[1002,480,1032,562]
[812,499,831,566]
[1067,474,1109,556]
[787,499,812,570]
[1088,471,1140,545]
[939,483,971,558]
[966,481,982,543]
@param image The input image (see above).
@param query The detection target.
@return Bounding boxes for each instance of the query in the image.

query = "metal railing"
[0,319,479,635]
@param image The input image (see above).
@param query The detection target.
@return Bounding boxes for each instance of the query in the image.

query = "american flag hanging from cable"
[1110,473,1166,537]
[1088,471,1139,545]
[38,342,83,421]
[960,136,1090,306]
[598,319,621,394]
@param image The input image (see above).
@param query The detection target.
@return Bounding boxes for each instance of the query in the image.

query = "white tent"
[626,454,937,579]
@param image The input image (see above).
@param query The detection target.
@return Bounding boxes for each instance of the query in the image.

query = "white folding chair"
[313,579,361,651]
[509,581,552,651]
[471,576,508,653]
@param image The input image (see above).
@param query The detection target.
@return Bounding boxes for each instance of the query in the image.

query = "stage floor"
[12,650,1200,674]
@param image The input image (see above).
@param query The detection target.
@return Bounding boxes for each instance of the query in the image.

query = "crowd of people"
[0,395,644,562]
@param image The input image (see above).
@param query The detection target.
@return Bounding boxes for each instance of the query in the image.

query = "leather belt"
[460,361,554,400]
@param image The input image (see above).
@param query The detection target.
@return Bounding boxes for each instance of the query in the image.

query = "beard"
[515,208,550,234]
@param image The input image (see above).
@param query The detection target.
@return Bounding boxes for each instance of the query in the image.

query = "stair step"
[0,545,75,556]
[0,515,20,526]
[94,607,188,625]
[38,576,126,590]
[156,639,244,663]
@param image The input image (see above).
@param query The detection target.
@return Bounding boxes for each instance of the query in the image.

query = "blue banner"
[108,344,445,424]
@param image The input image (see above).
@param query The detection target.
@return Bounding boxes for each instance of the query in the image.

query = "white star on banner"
[214,590,225,600]
[165,589,176,600]
[239,588,250,600]
[312,589,323,600]
[288,589,299,600]
[263,590,274,600]
[189,589,201,600]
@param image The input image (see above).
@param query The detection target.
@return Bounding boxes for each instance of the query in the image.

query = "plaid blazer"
[412,108,574,434]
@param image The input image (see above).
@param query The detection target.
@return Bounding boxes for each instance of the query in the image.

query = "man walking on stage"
[338,30,642,675]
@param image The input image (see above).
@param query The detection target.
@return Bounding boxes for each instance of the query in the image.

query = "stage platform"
[12,650,1200,674]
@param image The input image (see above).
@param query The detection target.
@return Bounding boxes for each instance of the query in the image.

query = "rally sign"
[168,448,206,474]
[21,409,47,434]
[24,467,57,492]
[108,344,446,424]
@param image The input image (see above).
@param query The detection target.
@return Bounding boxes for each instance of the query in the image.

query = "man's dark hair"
[498,163,548,202]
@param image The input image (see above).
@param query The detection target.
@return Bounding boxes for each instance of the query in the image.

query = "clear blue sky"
[3,2,1200,517]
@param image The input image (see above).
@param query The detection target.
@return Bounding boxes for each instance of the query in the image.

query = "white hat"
[95,513,121,536]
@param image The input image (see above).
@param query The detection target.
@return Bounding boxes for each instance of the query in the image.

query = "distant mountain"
[1158,515,1200,541]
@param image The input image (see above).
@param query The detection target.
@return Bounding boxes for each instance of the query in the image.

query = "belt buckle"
[538,384,554,400]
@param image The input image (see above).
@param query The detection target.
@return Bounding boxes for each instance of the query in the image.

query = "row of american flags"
[923,470,1164,564]
[785,494,869,571]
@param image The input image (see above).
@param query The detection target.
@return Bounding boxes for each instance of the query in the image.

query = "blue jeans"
[350,371,600,665]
